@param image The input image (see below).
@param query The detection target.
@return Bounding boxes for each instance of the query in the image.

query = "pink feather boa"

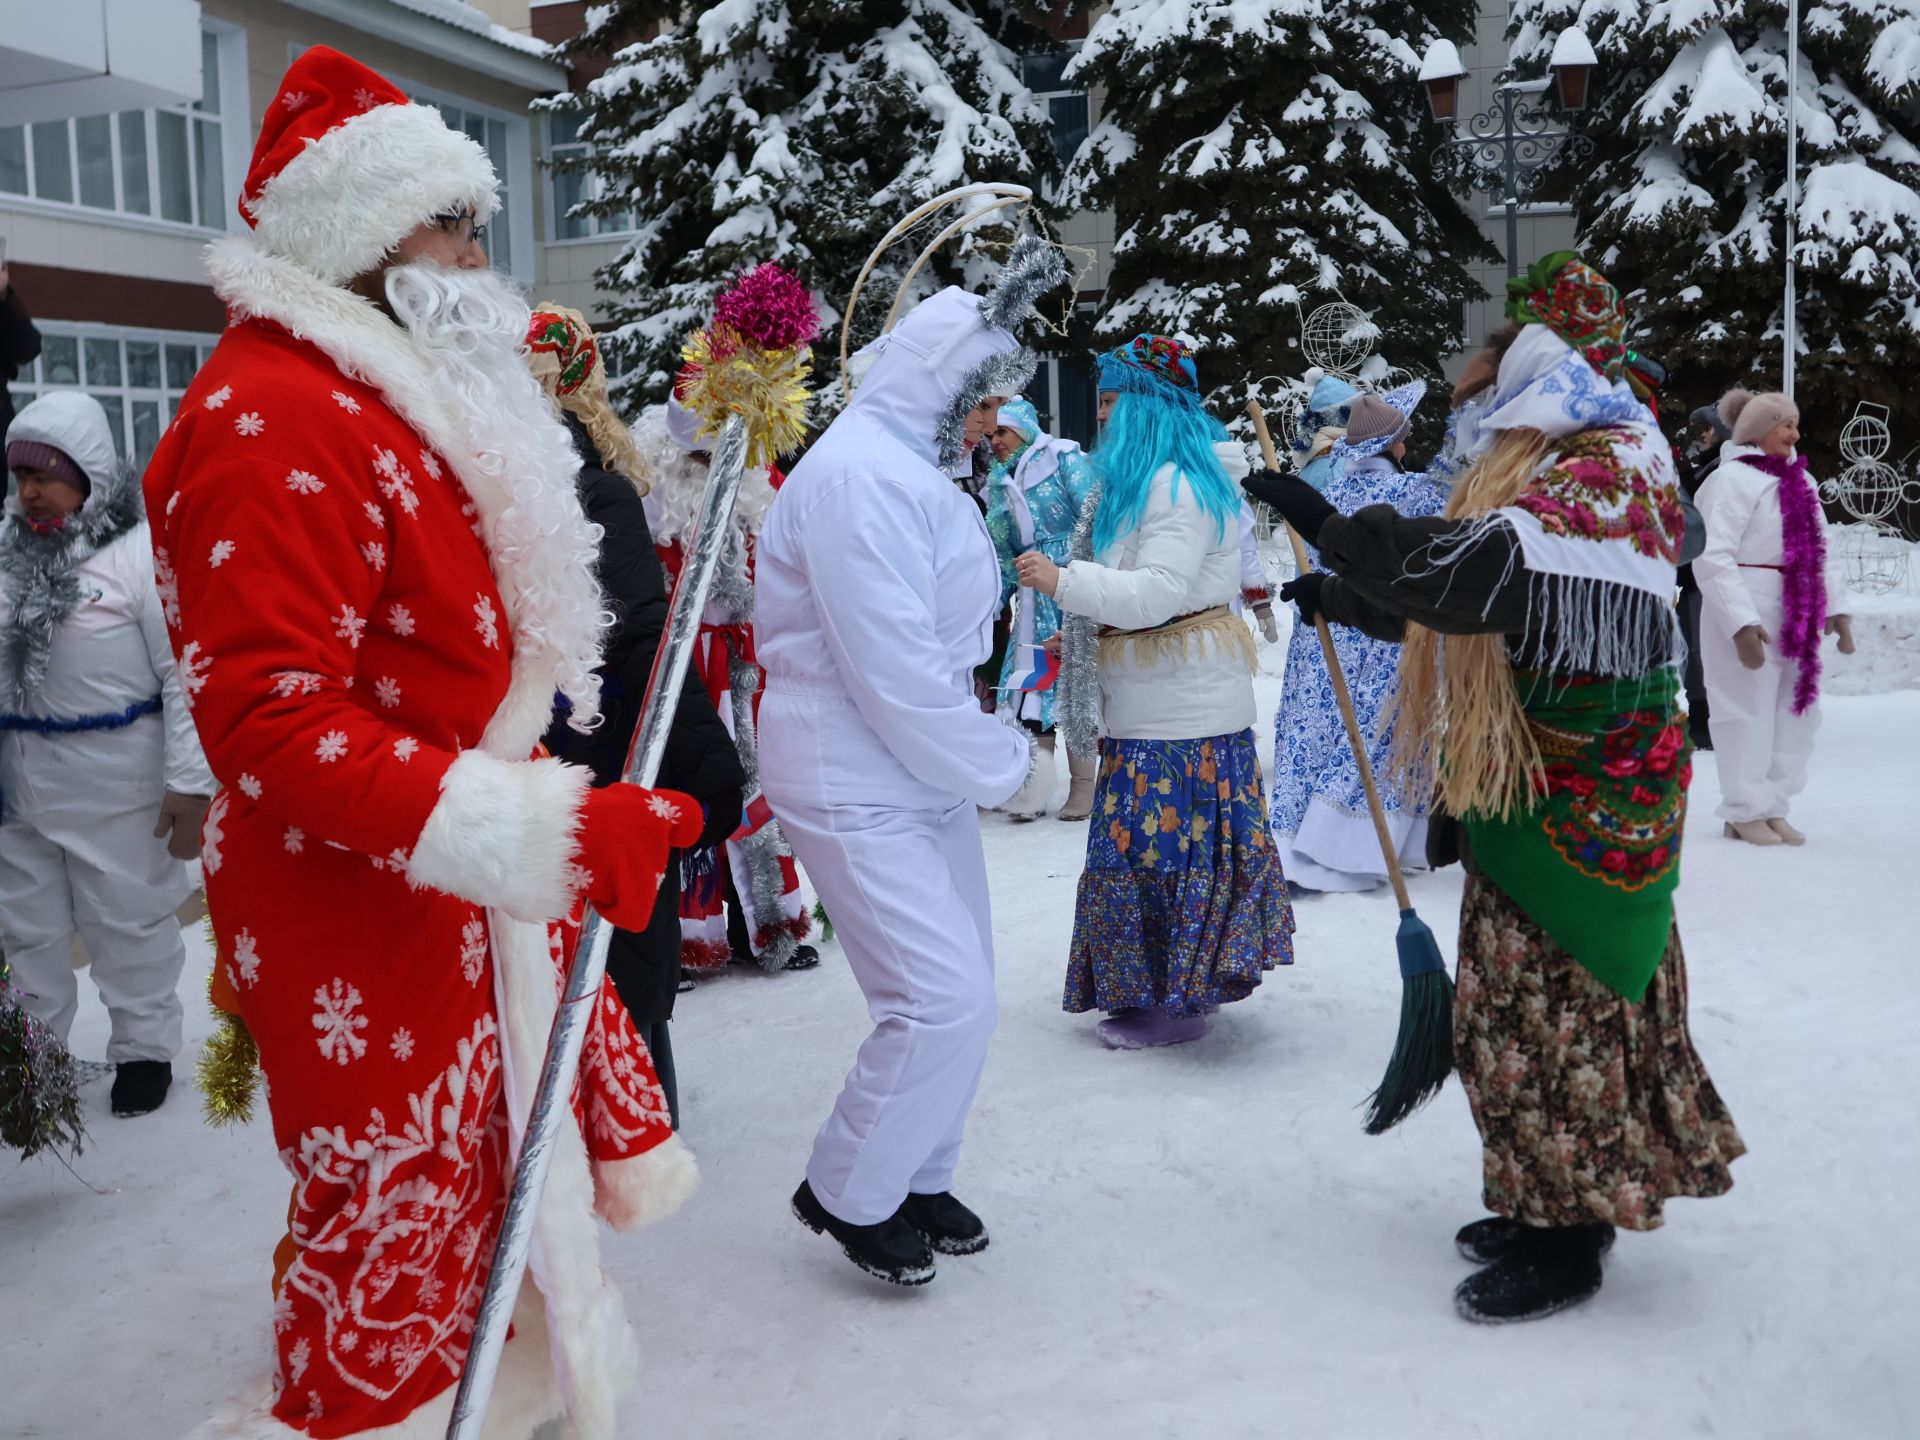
[1749,452,1826,714]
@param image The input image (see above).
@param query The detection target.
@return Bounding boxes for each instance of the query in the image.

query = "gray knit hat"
[1722,388,1799,447]
[1343,393,1411,451]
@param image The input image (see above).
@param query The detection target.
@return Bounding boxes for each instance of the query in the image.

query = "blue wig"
[1089,388,1238,554]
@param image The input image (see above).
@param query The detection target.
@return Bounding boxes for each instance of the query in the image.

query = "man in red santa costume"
[143,47,700,1439]
[639,327,815,977]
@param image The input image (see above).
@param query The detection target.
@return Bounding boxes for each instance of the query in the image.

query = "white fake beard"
[633,403,777,547]
[384,262,607,732]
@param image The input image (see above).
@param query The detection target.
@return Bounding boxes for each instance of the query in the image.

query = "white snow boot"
[1058,744,1098,822]
[1723,819,1784,846]
[1006,733,1055,821]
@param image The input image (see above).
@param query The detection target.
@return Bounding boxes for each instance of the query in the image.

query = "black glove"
[1280,572,1329,627]
[1242,468,1339,548]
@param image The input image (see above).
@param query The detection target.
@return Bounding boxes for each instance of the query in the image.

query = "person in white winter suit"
[0,392,214,1116]
[756,243,1063,1285]
[1694,388,1854,846]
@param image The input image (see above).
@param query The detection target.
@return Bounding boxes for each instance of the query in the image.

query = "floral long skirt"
[1456,872,1747,1230]
[1064,730,1294,1018]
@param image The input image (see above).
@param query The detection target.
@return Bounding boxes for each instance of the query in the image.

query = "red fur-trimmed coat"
[147,240,694,1440]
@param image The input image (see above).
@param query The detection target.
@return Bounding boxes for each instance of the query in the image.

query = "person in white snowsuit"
[756,240,1062,1284]
[1694,388,1853,846]
[0,392,214,1116]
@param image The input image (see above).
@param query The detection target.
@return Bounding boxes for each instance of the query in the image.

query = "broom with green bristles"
[1247,401,1453,1134]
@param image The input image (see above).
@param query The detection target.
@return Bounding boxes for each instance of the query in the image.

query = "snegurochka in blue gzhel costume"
[1016,334,1293,1050]
[984,397,1097,821]
[1263,381,1449,894]
[1251,254,1744,1324]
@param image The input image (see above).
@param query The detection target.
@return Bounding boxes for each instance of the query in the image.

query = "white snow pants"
[774,796,997,1226]
[0,793,190,1063]
[1699,570,1821,824]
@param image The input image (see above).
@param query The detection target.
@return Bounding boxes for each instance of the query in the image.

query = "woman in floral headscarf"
[984,397,1096,819]
[1253,254,1744,1324]
[1016,335,1294,1049]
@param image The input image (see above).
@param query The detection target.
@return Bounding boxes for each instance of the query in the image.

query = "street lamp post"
[1417,30,1598,280]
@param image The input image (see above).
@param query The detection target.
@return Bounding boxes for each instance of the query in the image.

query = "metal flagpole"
[446,413,752,1440]
[1784,0,1799,399]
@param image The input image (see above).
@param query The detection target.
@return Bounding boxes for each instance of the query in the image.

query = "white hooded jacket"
[0,392,213,817]
[755,287,1032,812]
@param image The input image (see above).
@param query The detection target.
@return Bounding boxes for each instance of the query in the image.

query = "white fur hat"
[239,46,500,287]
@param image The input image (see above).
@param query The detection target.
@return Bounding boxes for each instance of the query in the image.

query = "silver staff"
[447,412,751,1440]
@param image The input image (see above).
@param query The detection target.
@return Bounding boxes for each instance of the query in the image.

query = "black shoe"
[784,944,821,972]
[899,1190,988,1256]
[791,1181,935,1286]
[676,975,696,994]
[110,1061,172,1117]
[1690,727,1713,752]
[1455,1214,1616,1266]
[1454,1223,1611,1324]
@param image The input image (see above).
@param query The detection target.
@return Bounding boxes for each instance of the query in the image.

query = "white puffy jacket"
[1693,444,1850,638]
[1053,443,1258,741]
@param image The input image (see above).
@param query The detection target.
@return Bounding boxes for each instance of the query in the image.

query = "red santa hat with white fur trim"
[239,46,499,287]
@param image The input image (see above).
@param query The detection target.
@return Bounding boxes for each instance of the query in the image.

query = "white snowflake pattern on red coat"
[153,548,181,626]
[203,385,233,411]
[209,539,236,568]
[177,641,211,707]
[386,604,415,636]
[231,928,262,989]
[372,448,420,517]
[316,730,349,763]
[312,978,369,1065]
[281,89,312,113]
[393,736,420,764]
[235,412,266,437]
[458,917,487,985]
[647,793,682,823]
[373,676,401,709]
[201,790,230,875]
[270,670,325,697]
[361,541,387,571]
[418,450,443,481]
[286,469,325,495]
[333,605,367,648]
[389,1027,415,1061]
[363,501,385,529]
[472,594,499,649]
[331,391,362,415]
[238,772,264,799]
[284,826,305,853]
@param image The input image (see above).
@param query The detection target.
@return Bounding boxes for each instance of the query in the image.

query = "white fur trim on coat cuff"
[593,1132,699,1233]
[406,750,589,924]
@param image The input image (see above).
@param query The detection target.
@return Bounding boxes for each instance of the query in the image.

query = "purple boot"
[1096,1006,1210,1050]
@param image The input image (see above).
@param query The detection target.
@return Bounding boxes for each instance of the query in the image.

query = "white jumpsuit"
[756,288,1031,1226]
[1693,446,1848,824]
[0,394,213,1062]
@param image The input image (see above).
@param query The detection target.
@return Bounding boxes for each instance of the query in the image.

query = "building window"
[8,324,219,470]
[1022,50,1090,175]
[0,24,246,232]
[1026,352,1098,449]
[544,105,633,242]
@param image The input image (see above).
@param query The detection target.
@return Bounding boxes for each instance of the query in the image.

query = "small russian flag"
[731,792,775,841]
[1009,644,1060,693]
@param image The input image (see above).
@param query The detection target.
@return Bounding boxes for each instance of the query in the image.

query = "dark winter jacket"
[0,288,43,432]
[543,414,744,1024]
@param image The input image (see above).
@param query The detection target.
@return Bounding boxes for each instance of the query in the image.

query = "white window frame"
[8,322,221,469]
[1022,47,1090,198]
[542,103,635,245]
[0,21,248,237]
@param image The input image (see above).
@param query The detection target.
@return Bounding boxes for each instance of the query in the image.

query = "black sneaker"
[1456,1215,1616,1266]
[900,1191,988,1256]
[110,1061,172,1117]
[1454,1223,1611,1324]
[784,945,821,972]
[791,1181,935,1286]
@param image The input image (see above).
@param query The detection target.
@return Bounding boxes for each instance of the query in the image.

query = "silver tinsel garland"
[1057,477,1103,758]
[935,347,1039,474]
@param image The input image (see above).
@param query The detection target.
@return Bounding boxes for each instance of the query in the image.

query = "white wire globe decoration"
[1834,459,1904,523]
[1301,302,1376,378]
[1832,521,1910,596]
[1839,403,1891,465]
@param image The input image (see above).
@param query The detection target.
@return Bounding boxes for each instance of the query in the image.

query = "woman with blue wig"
[984,397,1098,819]
[1015,335,1294,1049]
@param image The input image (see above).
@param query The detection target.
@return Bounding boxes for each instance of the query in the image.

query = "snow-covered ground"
[9,681,1919,1440]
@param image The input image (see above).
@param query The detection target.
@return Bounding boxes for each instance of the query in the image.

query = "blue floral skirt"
[1064,730,1295,1018]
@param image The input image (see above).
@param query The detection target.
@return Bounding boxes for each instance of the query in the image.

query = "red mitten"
[575,785,701,931]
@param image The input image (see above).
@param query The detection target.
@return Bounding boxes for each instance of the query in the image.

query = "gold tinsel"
[196,926,261,1127]
[678,324,813,471]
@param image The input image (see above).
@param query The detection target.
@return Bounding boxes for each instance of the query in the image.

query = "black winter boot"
[792,1181,936,1286]
[1454,1222,1612,1324]
[110,1061,172,1117]
[1456,1214,1616,1266]
[900,1191,988,1255]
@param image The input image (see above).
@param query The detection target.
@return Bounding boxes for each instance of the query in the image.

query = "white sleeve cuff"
[406,749,591,923]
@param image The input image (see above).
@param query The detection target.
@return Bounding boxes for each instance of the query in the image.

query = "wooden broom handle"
[1247,401,1413,911]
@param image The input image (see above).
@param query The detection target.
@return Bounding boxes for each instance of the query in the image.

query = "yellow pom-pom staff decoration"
[676,262,822,470]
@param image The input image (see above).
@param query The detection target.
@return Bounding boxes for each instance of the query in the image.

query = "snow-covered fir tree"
[1062,0,1495,433]
[554,0,1060,405]
[1509,0,1920,458]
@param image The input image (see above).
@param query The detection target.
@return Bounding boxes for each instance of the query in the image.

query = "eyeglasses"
[432,208,489,249]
